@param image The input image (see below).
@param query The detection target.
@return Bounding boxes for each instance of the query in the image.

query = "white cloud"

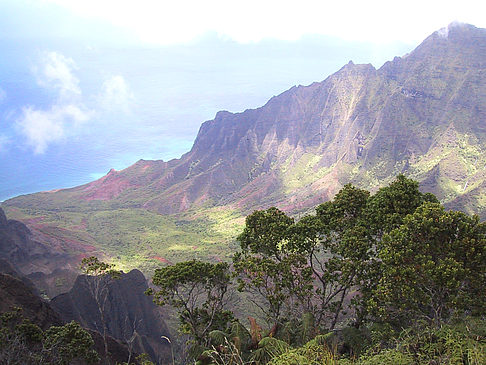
[99,75,134,113]
[18,51,136,153]
[44,0,486,45]
[36,51,81,100]
[17,104,90,154]
[17,51,94,154]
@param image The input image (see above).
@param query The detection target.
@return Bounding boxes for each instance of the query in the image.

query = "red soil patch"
[81,169,139,201]
[152,256,172,265]
[22,216,46,225]
[29,223,97,253]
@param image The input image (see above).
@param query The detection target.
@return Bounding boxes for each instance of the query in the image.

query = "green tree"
[0,309,99,364]
[148,260,233,357]
[233,208,314,327]
[364,174,438,239]
[289,184,372,330]
[43,321,100,364]
[355,175,439,324]
[370,202,486,326]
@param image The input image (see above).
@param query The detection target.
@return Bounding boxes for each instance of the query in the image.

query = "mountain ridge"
[3,22,486,271]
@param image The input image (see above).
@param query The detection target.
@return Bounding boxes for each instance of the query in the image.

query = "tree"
[43,321,100,364]
[364,174,438,239]
[369,202,486,327]
[80,256,121,363]
[289,184,372,330]
[354,175,439,324]
[0,308,99,364]
[233,208,314,327]
[148,260,233,358]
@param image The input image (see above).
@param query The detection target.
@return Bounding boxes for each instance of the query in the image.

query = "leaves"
[371,202,486,326]
[0,310,99,365]
[150,260,233,355]
[80,256,121,279]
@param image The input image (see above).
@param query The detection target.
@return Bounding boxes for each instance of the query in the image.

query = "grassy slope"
[3,204,245,275]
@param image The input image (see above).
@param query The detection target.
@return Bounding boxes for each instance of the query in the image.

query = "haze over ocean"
[0,36,414,201]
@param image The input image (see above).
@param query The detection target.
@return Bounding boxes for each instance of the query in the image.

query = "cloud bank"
[44,0,486,45]
[35,51,81,100]
[18,104,89,154]
[16,51,89,153]
[15,51,134,154]
[99,75,135,113]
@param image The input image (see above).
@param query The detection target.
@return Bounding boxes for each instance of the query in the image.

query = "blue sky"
[1,0,484,201]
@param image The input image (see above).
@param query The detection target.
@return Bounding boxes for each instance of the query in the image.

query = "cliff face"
[0,269,134,364]
[0,207,80,297]
[0,272,63,329]
[51,269,171,364]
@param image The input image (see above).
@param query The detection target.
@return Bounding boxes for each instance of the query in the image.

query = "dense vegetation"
[1,176,484,364]
[0,308,99,364]
[148,176,486,364]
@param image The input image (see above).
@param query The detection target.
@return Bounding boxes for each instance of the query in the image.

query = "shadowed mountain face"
[0,269,135,365]
[0,207,81,297]
[50,269,171,364]
[3,23,486,268]
[0,272,63,329]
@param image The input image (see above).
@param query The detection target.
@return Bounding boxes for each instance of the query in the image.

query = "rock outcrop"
[0,272,63,329]
[0,207,79,297]
[51,269,171,364]
[0,270,132,364]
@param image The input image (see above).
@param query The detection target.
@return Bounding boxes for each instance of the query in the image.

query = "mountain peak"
[417,22,486,51]
[435,22,481,39]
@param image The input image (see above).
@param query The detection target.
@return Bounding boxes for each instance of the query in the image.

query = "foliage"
[364,174,438,238]
[7,175,486,364]
[354,175,440,324]
[251,337,291,364]
[293,184,372,329]
[0,309,99,364]
[234,185,373,331]
[347,317,486,365]
[202,322,254,365]
[369,202,486,326]
[148,260,233,355]
[80,256,122,279]
[234,207,314,326]
[262,317,486,365]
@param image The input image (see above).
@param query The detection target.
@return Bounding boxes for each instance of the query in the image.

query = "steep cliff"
[51,269,172,364]
[0,207,81,297]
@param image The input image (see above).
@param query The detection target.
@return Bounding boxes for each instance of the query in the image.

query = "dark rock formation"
[0,272,63,329]
[0,207,77,297]
[51,269,171,364]
[0,271,132,364]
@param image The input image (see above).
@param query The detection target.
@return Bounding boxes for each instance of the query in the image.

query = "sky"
[1,0,485,201]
